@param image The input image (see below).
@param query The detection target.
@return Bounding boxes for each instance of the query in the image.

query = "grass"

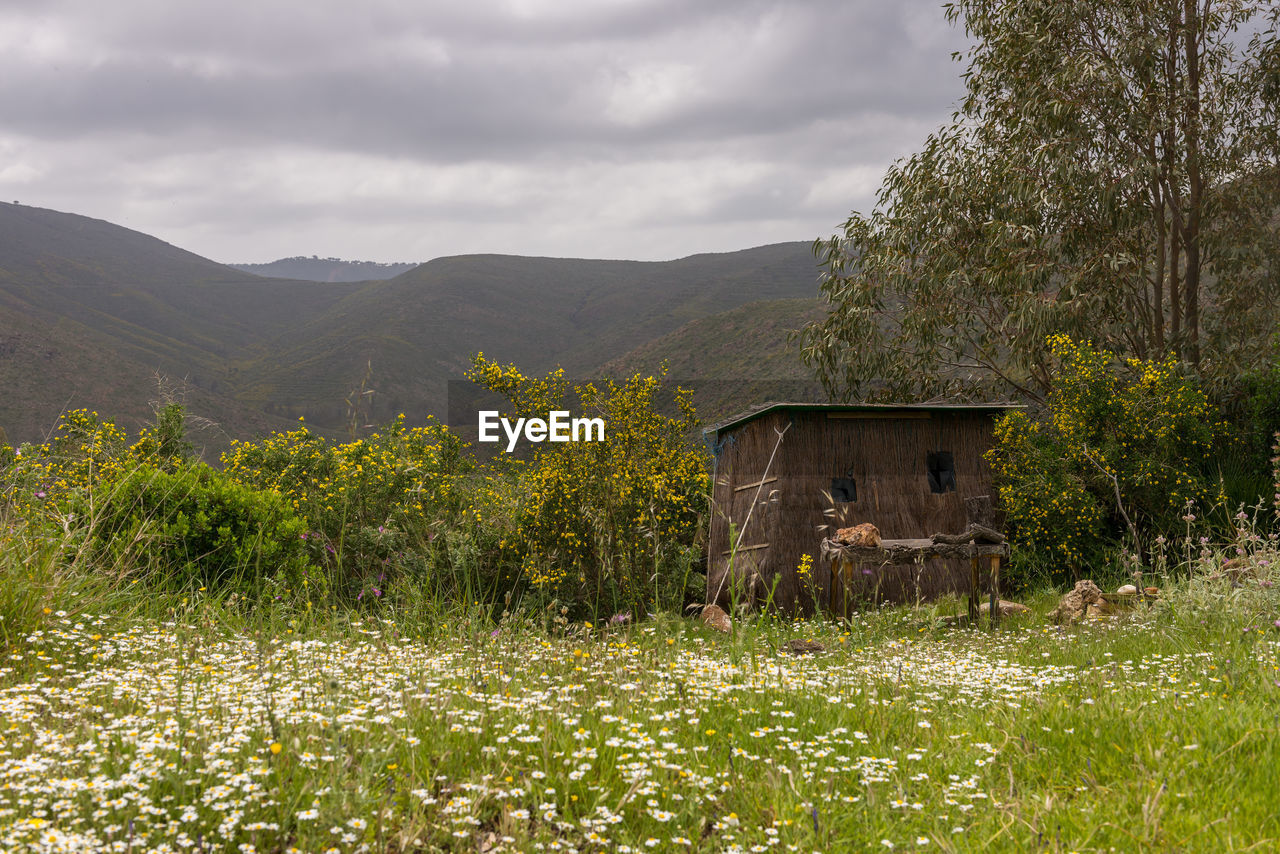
[3,551,1280,853]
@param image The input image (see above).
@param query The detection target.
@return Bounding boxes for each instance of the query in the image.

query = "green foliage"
[467,356,710,617]
[83,462,312,596]
[129,402,195,470]
[987,336,1218,581]
[1273,432,1280,513]
[4,382,711,622]
[221,416,472,600]
[799,0,1280,400]
[1213,358,1280,505]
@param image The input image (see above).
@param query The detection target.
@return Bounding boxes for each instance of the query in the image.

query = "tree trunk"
[1182,0,1203,369]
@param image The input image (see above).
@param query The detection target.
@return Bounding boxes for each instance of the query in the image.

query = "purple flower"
[34,491,46,499]
[609,612,631,625]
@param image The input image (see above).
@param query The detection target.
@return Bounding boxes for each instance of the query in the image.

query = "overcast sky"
[0,0,971,264]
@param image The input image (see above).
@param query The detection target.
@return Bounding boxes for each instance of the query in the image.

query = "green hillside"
[602,298,830,425]
[239,244,824,426]
[0,203,356,448]
[0,203,823,447]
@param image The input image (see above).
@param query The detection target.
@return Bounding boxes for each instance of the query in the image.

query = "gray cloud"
[0,0,970,262]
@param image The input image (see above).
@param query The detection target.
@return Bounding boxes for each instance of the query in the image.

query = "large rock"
[1207,558,1258,585]
[700,604,731,633]
[979,599,1031,617]
[1050,580,1106,625]
[834,523,881,547]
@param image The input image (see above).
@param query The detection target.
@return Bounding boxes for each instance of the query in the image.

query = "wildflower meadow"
[3,350,1280,852]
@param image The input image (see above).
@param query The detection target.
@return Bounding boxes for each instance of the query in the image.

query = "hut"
[704,402,1020,615]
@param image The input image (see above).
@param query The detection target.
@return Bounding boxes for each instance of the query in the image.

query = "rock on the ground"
[700,604,731,633]
[979,599,1031,616]
[1208,558,1258,584]
[1051,580,1106,625]
[781,639,826,655]
[1116,584,1138,595]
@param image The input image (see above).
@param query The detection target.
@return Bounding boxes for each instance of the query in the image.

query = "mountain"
[229,257,419,282]
[602,298,830,426]
[0,202,824,450]
[0,203,360,448]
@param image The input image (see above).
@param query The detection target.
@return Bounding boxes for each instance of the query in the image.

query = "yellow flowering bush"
[987,336,1218,580]
[222,416,471,600]
[0,409,132,526]
[467,355,710,616]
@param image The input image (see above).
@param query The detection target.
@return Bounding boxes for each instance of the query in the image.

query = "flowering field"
[3,597,1279,853]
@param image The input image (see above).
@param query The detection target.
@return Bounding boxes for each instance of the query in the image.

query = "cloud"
[0,0,970,262]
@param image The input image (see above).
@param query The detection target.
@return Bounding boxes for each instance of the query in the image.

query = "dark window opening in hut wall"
[927,452,956,494]
[831,477,857,503]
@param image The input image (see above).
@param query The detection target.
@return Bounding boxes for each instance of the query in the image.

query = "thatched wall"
[706,406,1010,615]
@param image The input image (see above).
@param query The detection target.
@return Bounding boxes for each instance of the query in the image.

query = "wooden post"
[988,553,1001,630]
[968,555,980,625]
[829,558,838,617]
[830,558,848,619]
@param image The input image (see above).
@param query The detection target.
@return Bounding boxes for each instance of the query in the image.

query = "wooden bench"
[819,538,1010,628]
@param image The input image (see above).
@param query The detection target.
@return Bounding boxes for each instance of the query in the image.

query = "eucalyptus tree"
[800,0,1280,401]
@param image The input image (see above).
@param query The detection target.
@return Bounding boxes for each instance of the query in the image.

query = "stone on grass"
[781,639,826,655]
[979,599,1031,617]
[1208,558,1258,585]
[701,604,731,633]
[1116,584,1138,595]
[1051,580,1106,625]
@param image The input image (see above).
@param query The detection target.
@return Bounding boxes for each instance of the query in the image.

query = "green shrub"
[83,462,313,597]
[1216,360,1280,507]
[987,335,1218,583]
[1273,432,1280,517]
[129,402,196,470]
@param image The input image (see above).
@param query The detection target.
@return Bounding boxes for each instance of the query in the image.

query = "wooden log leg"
[968,556,980,625]
[831,559,848,619]
[988,554,1001,630]
[829,559,839,617]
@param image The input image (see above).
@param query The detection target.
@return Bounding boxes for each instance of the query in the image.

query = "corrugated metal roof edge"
[703,401,1025,435]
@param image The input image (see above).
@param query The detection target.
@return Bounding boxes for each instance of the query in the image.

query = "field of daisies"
[4,576,1280,853]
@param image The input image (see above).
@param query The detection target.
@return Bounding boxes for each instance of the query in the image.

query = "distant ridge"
[0,202,824,450]
[230,257,419,283]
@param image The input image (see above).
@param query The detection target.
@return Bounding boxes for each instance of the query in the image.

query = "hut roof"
[703,401,1024,436]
